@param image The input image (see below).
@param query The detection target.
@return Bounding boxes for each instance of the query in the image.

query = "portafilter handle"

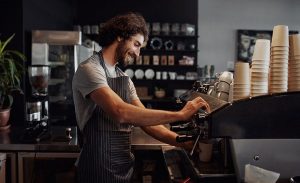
[170,122,195,132]
[176,134,196,143]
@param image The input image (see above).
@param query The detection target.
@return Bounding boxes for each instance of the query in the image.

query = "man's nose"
[134,48,140,56]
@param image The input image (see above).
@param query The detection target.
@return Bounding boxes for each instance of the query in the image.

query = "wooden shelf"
[85,34,198,39]
[149,34,198,38]
[141,49,198,53]
[125,65,197,69]
[132,79,196,82]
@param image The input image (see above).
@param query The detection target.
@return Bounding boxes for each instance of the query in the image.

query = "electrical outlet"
[227,61,234,71]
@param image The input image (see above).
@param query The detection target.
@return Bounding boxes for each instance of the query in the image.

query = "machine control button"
[253,155,260,161]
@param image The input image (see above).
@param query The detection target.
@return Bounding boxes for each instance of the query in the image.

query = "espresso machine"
[24,65,51,142]
[166,80,300,183]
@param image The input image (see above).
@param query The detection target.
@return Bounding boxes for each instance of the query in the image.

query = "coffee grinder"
[24,65,51,142]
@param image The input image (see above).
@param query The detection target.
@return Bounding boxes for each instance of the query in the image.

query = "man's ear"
[117,37,123,42]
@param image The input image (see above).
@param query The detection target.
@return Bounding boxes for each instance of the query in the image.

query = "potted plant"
[0,34,26,128]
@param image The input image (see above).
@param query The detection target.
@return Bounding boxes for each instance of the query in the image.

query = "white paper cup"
[252,39,270,60]
[198,141,213,162]
[289,59,300,64]
[251,93,268,96]
[251,64,269,69]
[271,25,289,47]
[234,62,250,83]
[233,83,251,88]
[251,88,268,92]
[271,67,288,72]
[233,93,250,98]
[271,50,289,55]
[289,62,300,67]
[271,46,289,51]
[289,67,300,72]
[251,72,268,77]
[288,80,300,85]
[252,78,268,83]
[270,76,288,81]
[270,63,288,68]
[289,34,300,56]
[271,54,289,60]
[234,88,251,93]
[252,60,270,65]
[271,58,288,63]
[289,72,300,77]
[251,67,269,73]
[288,88,300,92]
[289,55,300,59]
[269,69,288,74]
[288,76,300,81]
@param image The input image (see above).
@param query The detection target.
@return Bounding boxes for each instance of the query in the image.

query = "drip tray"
[162,146,236,183]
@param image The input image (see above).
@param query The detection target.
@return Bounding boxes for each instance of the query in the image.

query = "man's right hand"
[179,97,210,121]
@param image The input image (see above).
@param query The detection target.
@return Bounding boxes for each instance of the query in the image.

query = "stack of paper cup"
[233,62,250,100]
[270,25,289,93]
[289,34,300,91]
[251,39,270,96]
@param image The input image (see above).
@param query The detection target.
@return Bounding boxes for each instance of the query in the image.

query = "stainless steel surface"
[31,43,48,65]
[131,127,168,150]
[32,30,81,45]
[31,31,91,127]
[161,146,235,182]
[230,139,300,182]
[189,133,200,156]
[179,90,230,113]
[174,82,300,182]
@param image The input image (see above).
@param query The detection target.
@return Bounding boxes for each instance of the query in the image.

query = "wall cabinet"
[0,152,17,183]
[18,152,79,183]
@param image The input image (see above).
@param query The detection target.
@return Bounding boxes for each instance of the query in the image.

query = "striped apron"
[77,52,134,183]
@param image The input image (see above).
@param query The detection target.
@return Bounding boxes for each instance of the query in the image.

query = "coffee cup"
[198,140,213,162]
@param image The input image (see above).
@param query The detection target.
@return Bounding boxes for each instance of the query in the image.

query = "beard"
[115,40,136,68]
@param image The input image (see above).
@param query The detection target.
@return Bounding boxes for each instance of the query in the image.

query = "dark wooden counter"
[0,126,167,152]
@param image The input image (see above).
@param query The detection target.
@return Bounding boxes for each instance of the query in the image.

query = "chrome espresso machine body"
[172,80,300,182]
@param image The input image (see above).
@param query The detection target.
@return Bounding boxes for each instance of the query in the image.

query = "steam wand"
[190,133,201,156]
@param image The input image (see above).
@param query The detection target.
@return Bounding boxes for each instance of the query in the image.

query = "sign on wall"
[236,29,298,63]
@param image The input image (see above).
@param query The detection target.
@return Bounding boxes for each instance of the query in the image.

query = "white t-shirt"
[72,53,138,131]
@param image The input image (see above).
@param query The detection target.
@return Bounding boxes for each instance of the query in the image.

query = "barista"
[72,12,210,183]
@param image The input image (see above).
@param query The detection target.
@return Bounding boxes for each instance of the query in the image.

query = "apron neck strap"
[98,51,121,77]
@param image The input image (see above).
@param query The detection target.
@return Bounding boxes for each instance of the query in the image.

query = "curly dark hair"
[98,12,149,47]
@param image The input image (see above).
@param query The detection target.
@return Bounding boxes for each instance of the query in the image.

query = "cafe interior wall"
[1,0,198,125]
[198,0,300,74]
[0,0,74,125]
[1,0,300,124]
[0,0,25,125]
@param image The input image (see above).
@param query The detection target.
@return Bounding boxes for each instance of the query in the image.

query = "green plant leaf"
[8,50,26,61]
[0,34,25,109]
[0,34,15,55]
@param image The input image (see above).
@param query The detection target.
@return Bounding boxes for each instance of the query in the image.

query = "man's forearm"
[141,125,192,150]
[118,102,183,126]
